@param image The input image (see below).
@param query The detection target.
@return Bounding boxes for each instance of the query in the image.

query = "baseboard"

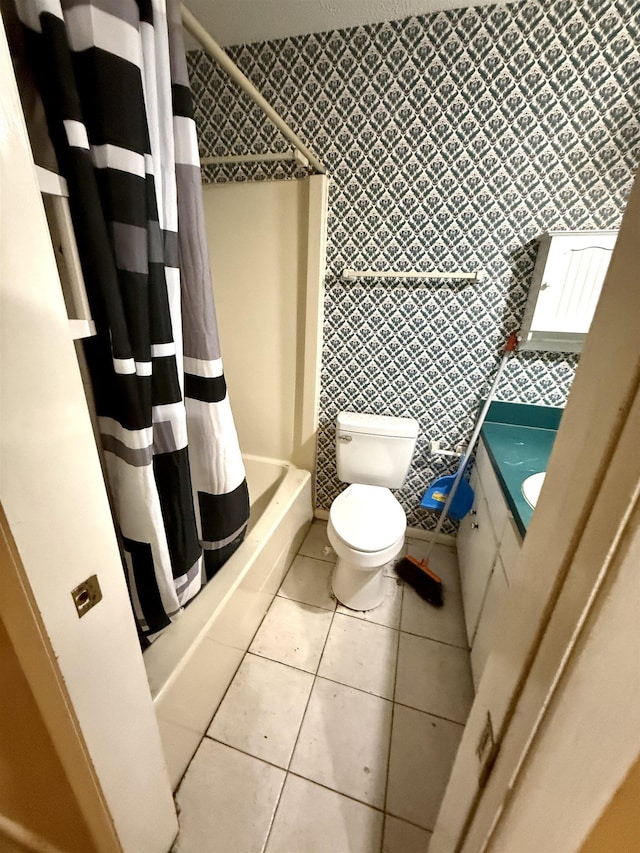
[313,508,456,548]
[406,525,456,547]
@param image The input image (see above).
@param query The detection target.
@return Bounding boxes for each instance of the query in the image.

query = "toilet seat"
[330,484,406,553]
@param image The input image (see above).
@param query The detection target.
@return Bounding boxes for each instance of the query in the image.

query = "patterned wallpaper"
[187,0,640,530]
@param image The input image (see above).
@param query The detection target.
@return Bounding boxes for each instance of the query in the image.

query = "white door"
[0,19,177,853]
[431,172,640,852]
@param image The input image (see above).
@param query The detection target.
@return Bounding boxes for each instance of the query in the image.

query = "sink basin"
[522,472,546,509]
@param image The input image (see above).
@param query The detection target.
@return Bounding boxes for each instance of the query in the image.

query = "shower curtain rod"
[180,5,327,175]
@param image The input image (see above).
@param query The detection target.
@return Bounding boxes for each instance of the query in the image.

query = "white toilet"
[328,411,419,610]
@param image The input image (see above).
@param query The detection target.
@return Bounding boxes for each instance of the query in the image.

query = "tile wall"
[187,0,640,528]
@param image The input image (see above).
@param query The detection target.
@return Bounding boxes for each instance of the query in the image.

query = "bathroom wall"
[202,179,310,463]
[187,0,640,528]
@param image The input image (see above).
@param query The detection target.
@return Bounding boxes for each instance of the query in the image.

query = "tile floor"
[172,522,474,853]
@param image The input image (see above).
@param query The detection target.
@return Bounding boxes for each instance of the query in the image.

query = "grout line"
[245,643,470,726]
[312,672,394,704]
[285,768,437,837]
[296,550,338,565]
[284,606,338,774]
[295,769,389,813]
[288,767,438,837]
[207,698,439,829]
[246,649,324,678]
[204,735,288,774]
[285,769,388,816]
[261,773,287,853]
[177,535,466,848]
[172,582,285,799]
[275,590,337,612]
[384,806,436,835]
[399,629,470,651]
[334,604,470,651]
[248,643,394,698]
[262,559,339,853]
[392,700,468,729]
[381,579,404,853]
[181,733,435,841]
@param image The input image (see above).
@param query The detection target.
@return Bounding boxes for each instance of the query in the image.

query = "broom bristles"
[396,555,444,607]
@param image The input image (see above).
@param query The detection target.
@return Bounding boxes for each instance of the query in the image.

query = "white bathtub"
[146,455,312,788]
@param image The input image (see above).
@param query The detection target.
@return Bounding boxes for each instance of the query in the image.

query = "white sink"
[522,472,546,509]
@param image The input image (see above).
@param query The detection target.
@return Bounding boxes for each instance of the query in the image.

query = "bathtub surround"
[149,456,312,783]
[187,0,640,528]
[17,0,249,638]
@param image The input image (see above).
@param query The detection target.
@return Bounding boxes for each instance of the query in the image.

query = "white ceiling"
[184,0,499,48]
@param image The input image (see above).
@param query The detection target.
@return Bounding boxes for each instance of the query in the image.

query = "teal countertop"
[479,403,563,537]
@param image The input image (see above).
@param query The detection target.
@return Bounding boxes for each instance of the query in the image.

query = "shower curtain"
[15,0,249,639]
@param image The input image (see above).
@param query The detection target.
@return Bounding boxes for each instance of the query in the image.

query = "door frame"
[431,172,640,852]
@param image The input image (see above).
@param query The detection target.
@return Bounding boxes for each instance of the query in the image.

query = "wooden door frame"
[0,508,121,853]
[431,172,640,851]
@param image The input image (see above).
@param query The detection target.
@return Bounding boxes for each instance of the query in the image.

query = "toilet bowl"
[328,483,407,610]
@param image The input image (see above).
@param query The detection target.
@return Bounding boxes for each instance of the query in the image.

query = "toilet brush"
[397,332,519,606]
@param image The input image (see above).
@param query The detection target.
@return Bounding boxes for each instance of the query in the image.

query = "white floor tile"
[386,705,463,831]
[277,554,337,610]
[174,739,285,853]
[266,774,384,853]
[318,613,398,700]
[382,815,432,853]
[395,633,474,724]
[337,574,403,629]
[290,678,393,808]
[401,582,468,648]
[249,597,334,673]
[207,654,314,768]
[155,637,244,735]
[298,520,337,563]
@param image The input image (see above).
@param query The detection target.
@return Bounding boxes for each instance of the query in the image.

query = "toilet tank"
[335,411,419,488]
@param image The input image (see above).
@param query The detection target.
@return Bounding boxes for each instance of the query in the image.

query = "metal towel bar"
[342,267,483,282]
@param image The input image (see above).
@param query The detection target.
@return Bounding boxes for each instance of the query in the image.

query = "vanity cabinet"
[457,440,523,688]
[470,556,509,684]
[457,466,495,644]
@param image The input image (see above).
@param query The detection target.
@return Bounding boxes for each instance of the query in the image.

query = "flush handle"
[338,434,352,442]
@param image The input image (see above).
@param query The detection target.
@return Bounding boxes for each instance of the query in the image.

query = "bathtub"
[146,455,312,788]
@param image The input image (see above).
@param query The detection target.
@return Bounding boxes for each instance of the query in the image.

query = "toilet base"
[331,557,388,611]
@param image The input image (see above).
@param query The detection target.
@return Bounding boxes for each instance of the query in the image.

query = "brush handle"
[424,339,516,561]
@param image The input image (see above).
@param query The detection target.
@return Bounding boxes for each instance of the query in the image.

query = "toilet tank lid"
[337,411,419,438]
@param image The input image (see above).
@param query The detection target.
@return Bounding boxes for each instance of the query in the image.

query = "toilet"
[328,411,419,610]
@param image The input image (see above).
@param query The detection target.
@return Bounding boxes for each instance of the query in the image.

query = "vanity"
[457,402,563,687]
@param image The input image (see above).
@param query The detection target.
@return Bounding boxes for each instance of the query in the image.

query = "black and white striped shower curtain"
[16,0,249,639]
